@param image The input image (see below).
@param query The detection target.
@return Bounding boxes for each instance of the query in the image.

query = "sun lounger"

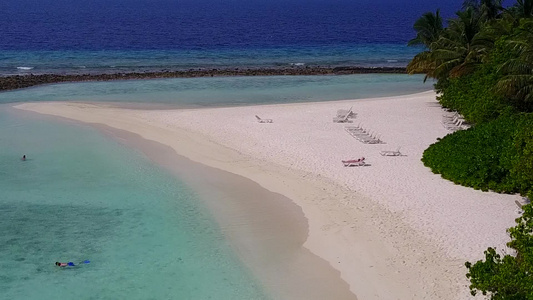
[356,134,373,141]
[361,138,384,144]
[255,115,273,123]
[380,146,402,156]
[345,126,366,135]
[515,197,531,208]
[442,112,459,120]
[342,157,367,167]
[345,125,385,144]
[333,107,354,123]
[442,112,471,131]
[444,120,464,131]
[357,132,382,143]
[441,116,461,126]
[337,107,356,118]
[333,115,353,123]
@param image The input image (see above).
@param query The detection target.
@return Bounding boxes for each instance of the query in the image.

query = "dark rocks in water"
[332,66,406,74]
[0,66,407,92]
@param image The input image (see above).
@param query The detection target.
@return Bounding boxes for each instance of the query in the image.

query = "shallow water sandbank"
[95,125,358,300]
[14,91,521,299]
[12,106,357,300]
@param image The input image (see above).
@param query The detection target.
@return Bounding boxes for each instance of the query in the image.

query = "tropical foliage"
[409,0,533,298]
[422,113,533,195]
[465,204,533,299]
[412,0,533,192]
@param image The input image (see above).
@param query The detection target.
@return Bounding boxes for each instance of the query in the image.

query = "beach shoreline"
[14,91,522,299]
[98,124,361,300]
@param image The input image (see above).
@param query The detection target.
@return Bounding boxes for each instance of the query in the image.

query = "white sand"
[15,91,521,299]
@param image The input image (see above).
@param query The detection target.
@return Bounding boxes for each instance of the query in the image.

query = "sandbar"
[15,90,521,299]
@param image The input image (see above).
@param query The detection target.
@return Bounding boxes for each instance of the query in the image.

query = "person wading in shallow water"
[21,155,26,161]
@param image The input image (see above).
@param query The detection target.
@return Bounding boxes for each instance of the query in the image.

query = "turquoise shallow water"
[0,75,431,299]
[0,74,430,106]
[0,108,267,299]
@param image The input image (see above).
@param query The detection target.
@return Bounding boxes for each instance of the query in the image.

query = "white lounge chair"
[361,137,384,144]
[337,107,356,118]
[442,112,471,131]
[516,200,524,209]
[441,116,461,126]
[444,120,465,131]
[380,146,402,156]
[345,125,385,144]
[345,125,366,135]
[442,112,459,120]
[333,108,354,123]
[255,115,273,123]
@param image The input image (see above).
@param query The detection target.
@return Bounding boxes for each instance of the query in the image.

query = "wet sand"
[98,125,358,300]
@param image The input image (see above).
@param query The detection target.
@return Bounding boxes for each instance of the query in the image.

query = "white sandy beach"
[15,91,522,299]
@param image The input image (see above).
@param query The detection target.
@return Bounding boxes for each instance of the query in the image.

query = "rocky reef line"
[0,66,406,91]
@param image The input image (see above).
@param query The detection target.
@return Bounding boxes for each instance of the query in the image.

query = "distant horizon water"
[0,45,419,76]
[0,0,463,76]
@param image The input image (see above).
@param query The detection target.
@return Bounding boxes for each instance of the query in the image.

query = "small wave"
[386,60,398,63]
[289,63,305,67]
[16,66,34,70]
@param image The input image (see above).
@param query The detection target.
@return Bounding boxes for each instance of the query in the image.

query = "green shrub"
[422,113,533,195]
[437,64,510,124]
[508,117,533,194]
[465,204,533,299]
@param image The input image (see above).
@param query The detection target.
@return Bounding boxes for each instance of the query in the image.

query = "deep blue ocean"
[0,0,463,75]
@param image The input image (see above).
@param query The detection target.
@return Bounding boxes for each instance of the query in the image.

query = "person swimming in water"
[55,262,75,267]
[22,155,26,161]
[55,260,89,267]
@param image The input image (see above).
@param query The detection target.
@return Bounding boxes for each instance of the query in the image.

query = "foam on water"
[0,108,268,299]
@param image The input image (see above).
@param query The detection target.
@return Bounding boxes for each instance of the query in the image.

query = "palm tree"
[408,7,487,80]
[513,0,533,18]
[462,0,504,21]
[408,10,443,47]
[482,11,518,39]
[497,20,533,106]
[406,50,437,82]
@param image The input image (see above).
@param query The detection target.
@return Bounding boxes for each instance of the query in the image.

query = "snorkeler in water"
[55,260,90,267]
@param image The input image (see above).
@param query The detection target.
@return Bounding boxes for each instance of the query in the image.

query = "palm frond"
[496,74,533,99]
[407,51,436,76]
